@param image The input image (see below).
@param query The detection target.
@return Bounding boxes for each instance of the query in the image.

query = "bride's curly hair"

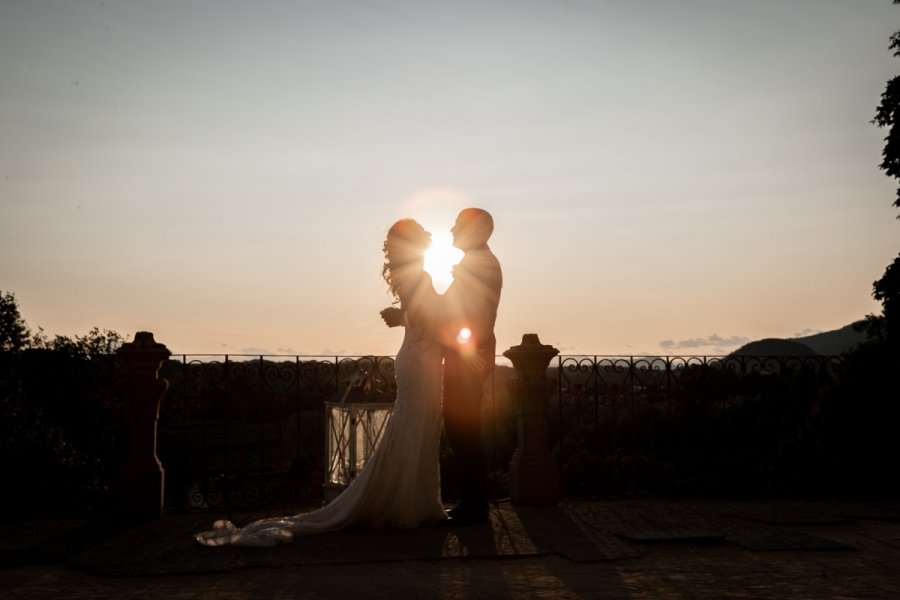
[382,219,431,303]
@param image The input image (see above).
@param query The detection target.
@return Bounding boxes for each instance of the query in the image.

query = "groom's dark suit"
[440,245,502,516]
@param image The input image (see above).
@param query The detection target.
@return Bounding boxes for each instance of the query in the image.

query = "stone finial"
[504,333,561,506]
[118,331,171,356]
[116,331,170,520]
[503,334,559,379]
[118,331,171,381]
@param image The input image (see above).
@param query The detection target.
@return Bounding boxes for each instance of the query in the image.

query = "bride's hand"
[380,307,404,327]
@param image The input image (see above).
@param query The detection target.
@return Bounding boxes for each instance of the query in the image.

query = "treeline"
[0,291,127,518]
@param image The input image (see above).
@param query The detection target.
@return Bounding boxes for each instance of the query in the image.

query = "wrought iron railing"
[0,349,851,517]
[155,353,845,512]
[552,355,844,497]
[157,355,396,512]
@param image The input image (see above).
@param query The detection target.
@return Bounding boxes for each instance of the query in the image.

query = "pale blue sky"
[1,1,897,355]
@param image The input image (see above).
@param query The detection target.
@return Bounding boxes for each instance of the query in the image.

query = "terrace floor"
[2,498,899,599]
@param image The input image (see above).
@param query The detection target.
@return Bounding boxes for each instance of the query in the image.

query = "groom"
[380,208,502,524]
[439,208,503,524]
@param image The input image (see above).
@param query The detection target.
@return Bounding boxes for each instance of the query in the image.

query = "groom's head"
[451,208,494,251]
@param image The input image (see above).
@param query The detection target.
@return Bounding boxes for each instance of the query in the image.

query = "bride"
[195,219,448,547]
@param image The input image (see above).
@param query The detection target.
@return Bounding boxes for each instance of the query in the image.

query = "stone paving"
[2,499,900,598]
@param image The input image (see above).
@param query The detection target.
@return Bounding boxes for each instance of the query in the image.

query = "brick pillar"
[116,331,170,520]
[503,334,561,505]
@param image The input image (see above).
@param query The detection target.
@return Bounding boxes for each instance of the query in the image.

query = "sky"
[1,0,898,357]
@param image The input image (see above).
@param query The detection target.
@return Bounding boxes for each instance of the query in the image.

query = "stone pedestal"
[116,331,170,520]
[503,334,561,505]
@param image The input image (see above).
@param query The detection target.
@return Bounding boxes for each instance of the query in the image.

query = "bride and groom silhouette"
[196,208,502,546]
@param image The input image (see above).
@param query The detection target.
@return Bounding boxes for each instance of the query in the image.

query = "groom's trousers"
[442,359,489,511]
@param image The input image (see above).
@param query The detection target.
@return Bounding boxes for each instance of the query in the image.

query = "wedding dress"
[195,320,447,547]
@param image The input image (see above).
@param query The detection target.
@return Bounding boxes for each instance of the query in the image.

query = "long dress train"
[195,322,447,547]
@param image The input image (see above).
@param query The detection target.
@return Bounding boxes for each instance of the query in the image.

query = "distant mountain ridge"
[731,338,818,357]
[731,323,867,357]
[792,324,868,355]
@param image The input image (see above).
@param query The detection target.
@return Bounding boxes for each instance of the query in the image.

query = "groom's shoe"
[443,504,490,525]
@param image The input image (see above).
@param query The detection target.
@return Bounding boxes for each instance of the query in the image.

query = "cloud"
[240,347,273,355]
[658,334,751,354]
[319,348,348,356]
[791,329,818,338]
[236,347,304,356]
[553,344,580,354]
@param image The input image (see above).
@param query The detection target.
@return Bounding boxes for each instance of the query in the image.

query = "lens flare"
[424,233,463,293]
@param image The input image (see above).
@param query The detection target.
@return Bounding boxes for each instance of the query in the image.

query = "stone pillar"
[116,331,170,520]
[503,334,561,505]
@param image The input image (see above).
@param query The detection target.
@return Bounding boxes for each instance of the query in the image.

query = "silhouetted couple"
[197,208,502,546]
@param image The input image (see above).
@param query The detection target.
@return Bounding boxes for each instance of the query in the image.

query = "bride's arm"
[402,274,440,330]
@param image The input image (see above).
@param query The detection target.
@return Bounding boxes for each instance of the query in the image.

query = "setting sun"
[423,233,463,293]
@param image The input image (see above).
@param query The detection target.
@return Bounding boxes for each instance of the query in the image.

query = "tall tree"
[0,291,31,353]
[873,0,900,217]
[869,3,900,348]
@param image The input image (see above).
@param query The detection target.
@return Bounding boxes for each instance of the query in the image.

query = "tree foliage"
[0,291,31,352]
[873,252,900,340]
[866,6,900,346]
[873,1,900,215]
[0,290,124,355]
[0,291,126,517]
[43,327,125,356]
[812,17,900,498]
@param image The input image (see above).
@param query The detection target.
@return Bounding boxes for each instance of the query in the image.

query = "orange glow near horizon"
[1,5,895,357]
